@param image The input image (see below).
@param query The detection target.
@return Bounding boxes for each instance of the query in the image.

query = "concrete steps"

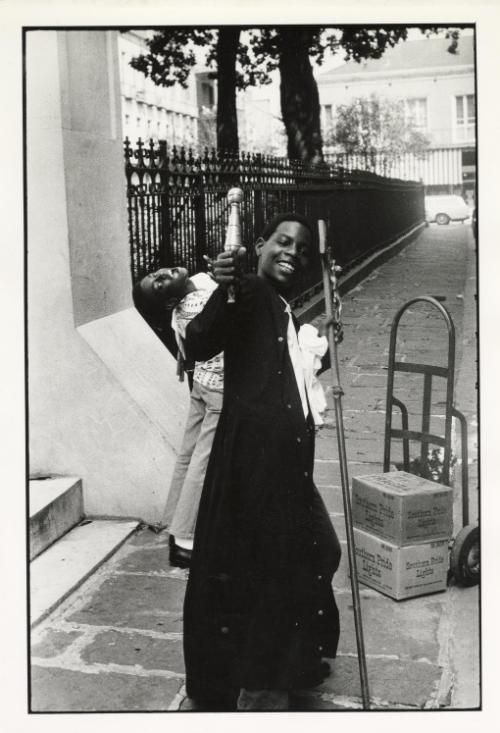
[30,517,139,627]
[29,476,140,627]
[29,476,84,560]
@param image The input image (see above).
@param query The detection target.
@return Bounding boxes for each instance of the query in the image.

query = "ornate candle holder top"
[224,187,244,303]
[224,187,244,252]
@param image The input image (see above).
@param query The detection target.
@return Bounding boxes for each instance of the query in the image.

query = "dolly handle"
[318,219,327,254]
[452,406,469,527]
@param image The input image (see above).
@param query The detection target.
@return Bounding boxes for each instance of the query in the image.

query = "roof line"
[319,64,473,84]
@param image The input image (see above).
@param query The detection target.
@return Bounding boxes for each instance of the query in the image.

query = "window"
[455,95,475,142]
[201,82,214,108]
[323,104,333,132]
[404,98,427,129]
[462,149,476,167]
[462,148,476,184]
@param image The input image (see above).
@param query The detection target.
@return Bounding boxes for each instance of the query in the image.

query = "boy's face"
[255,221,311,292]
[139,267,189,306]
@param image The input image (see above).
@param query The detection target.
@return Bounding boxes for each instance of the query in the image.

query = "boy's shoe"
[169,534,192,568]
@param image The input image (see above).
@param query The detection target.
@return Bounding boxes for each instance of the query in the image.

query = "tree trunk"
[216,27,240,153]
[278,28,323,164]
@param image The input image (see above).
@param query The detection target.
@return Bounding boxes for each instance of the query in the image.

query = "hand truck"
[383,296,479,587]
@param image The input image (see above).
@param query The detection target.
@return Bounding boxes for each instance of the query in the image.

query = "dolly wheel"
[450,524,480,587]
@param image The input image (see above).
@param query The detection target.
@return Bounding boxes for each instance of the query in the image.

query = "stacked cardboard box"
[351,471,453,600]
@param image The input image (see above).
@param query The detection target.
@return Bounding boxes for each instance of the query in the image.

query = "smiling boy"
[182,213,341,711]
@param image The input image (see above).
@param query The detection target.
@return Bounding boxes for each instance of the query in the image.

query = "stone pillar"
[27,30,188,524]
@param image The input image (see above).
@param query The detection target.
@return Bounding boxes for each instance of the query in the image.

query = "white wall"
[27,30,189,524]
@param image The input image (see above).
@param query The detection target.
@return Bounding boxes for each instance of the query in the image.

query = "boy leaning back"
[133,266,223,568]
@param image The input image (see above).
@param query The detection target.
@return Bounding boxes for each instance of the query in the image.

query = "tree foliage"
[129,29,215,87]
[127,26,462,162]
[330,94,431,168]
[128,28,282,91]
[261,27,411,161]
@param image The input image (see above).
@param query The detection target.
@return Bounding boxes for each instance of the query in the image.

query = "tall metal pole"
[318,220,371,710]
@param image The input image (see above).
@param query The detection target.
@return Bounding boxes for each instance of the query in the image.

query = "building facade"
[317,34,476,204]
[118,31,217,150]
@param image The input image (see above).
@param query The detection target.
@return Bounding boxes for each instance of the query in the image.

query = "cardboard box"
[354,527,449,600]
[352,471,453,545]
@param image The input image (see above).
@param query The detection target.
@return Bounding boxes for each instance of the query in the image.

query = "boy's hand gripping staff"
[318,219,371,711]
[224,187,244,303]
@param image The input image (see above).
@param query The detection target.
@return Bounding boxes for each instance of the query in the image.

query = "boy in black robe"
[183,212,341,711]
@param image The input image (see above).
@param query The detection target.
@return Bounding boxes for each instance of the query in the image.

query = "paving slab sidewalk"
[312,221,479,711]
[30,223,480,712]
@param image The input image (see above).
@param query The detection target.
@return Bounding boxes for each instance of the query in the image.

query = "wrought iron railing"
[124,139,425,303]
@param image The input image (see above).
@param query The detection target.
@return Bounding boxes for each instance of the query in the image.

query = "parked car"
[425,195,471,225]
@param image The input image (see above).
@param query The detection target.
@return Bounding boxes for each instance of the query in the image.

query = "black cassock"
[183,274,341,707]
